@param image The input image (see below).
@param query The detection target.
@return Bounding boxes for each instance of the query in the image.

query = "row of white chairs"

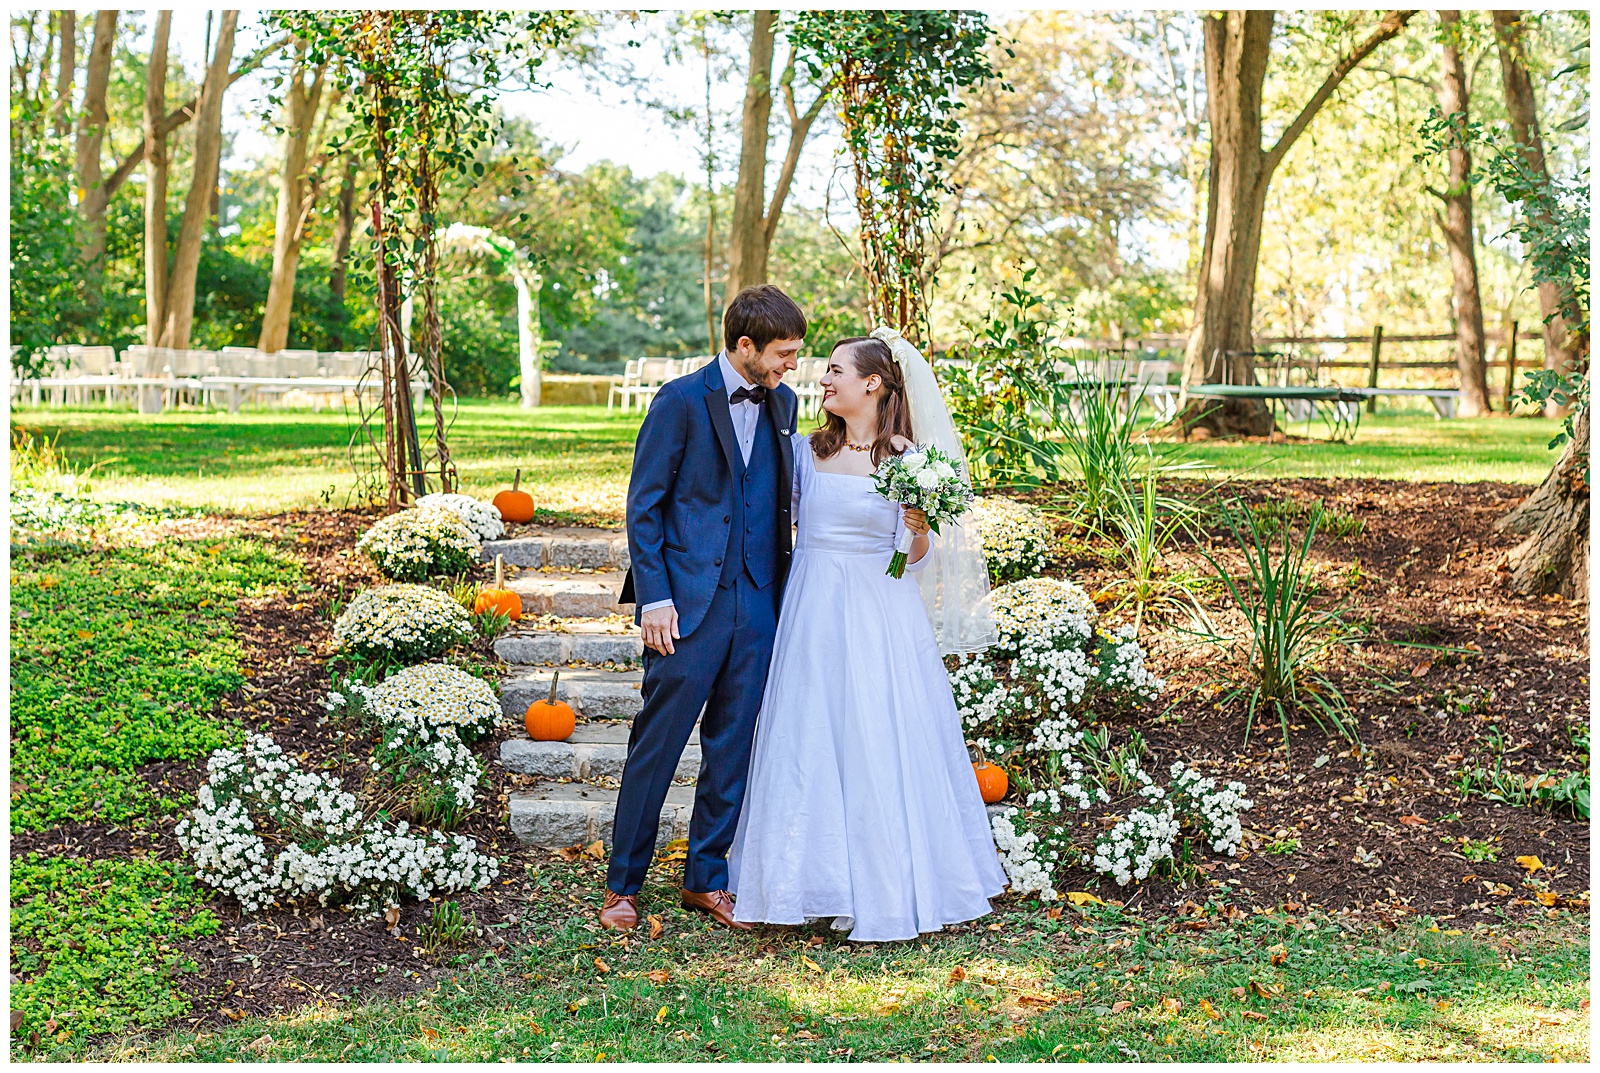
[14,344,427,414]
[607,355,834,417]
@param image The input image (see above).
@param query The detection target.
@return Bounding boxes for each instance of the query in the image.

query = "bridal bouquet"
[874,444,976,578]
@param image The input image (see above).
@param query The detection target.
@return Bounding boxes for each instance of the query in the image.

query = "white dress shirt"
[638,352,765,615]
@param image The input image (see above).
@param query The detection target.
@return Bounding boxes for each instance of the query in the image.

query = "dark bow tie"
[730,384,768,405]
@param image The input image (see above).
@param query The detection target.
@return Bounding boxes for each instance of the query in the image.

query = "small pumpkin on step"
[525,670,576,742]
[493,468,536,525]
[971,746,1009,804]
[474,554,522,622]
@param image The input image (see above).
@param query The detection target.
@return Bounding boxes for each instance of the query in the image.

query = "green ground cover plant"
[9,536,298,831]
[10,404,1564,520]
[10,855,221,1043]
[67,859,1589,1063]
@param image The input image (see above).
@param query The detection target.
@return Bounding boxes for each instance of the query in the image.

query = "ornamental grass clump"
[174,734,498,916]
[1204,498,1358,755]
[416,493,506,543]
[333,584,476,666]
[357,504,479,581]
[970,496,1055,581]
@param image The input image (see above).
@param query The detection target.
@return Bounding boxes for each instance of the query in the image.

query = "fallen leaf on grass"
[801,956,824,973]
[1535,891,1559,907]
[1399,815,1427,826]
[645,970,670,985]
[556,845,583,862]
[1229,986,1248,1000]
[584,840,606,860]
[1161,997,1182,1014]
[1241,1011,1268,1022]
[655,1006,669,1024]
[795,1030,821,1040]
[1064,892,1103,907]
[1270,947,1287,966]
[1019,994,1060,1008]
[947,966,967,985]
[1110,1001,1132,1014]
[594,957,610,974]
[805,935,824,948]
[1198,999,1221,1020]
[221,1008,246,1021]
[1516,855,1544,873]
[1411,661,1432,677]
[1250,980,1282,1000]
[1046,907,1063,920]
[421,1028,438,1041]
[648,915,664,939]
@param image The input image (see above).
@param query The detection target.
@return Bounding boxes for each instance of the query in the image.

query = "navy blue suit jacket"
[619,360,796,639]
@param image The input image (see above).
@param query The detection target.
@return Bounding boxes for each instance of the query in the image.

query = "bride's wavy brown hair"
[810,337,915,466]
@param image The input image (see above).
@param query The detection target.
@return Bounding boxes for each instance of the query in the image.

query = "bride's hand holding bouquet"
[874,444,975,578]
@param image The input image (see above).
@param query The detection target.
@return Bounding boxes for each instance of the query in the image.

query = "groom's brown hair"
[723,285,807,354]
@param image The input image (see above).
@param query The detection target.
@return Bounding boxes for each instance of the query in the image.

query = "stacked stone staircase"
[487,528,698,850]
[488,526,1006,854]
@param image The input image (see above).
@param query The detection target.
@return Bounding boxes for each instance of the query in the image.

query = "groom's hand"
[641,606,680,656]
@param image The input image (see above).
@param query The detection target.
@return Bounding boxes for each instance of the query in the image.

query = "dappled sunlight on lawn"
[1262,994,1590,1062]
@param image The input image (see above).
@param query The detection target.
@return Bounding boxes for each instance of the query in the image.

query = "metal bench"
[1185,383,1369,442]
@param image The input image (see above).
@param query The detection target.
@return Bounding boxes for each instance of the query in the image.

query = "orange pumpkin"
[474,554,522,621]
[972,749,1009,804]
[525,670,576,742]
[493,468,536,525]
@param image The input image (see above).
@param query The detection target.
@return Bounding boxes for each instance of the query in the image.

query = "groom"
[601,285,805,931]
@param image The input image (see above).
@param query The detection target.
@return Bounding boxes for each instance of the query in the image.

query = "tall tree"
[142,10,171,346]
[72,10,117,304]
[51,9,73,136]
[328,154,358,307]
[1179,10,1416,437]
[723,12,829,303]
[258,42,330,352]
[1430,11,1491,416]
[156,10,237,350]
[1492,10,1582,396]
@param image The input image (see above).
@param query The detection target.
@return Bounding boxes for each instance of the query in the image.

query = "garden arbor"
[434,224,547,409]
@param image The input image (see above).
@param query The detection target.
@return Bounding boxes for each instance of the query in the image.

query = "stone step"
[507,781,695,850]
[494,619,643,666]
[506,571,631,619]
[499,722,702,781]
[505,779,1013,853]
[482,529,630,572]
[500,665,644,721]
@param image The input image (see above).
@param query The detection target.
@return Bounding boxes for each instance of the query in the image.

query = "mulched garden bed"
[11,480,1588,1035]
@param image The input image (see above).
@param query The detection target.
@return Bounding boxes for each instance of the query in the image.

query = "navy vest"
[719,401,780,590]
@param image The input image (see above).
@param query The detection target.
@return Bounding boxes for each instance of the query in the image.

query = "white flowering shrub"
[357,505,479,581]
[323,664,500,825]
[970,497,1056,581]
[985,577,1099,652]
[333,584,475,665]
[174,734,498,916]
[988,751,1255,898]
[416,493,505,543]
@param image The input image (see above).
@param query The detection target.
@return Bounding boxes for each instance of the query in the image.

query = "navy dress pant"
[606,572,778,895]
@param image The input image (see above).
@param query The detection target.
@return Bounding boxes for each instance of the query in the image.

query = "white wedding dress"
[728,436,1007,941]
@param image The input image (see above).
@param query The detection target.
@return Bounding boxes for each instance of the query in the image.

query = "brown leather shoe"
[599,890,638,932]
[680,888,752,930]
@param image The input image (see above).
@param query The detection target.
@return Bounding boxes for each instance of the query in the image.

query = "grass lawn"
[11,402,1564,522]
[77,865,1589,1063]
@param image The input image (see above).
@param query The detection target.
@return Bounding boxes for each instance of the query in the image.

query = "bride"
[728,327,1006,941]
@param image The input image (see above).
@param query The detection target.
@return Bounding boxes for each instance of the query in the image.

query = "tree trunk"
[1179,9,1417,438]
[73,10,117,303]
[258,46,328,353]
[1497,398,1589,597]
[143,11,171,346]
[1491,10,1582,407]
[725,10,777,301]
[52,10,75,137]
[328,153,358,343]
[1434,11,1491,417]
[157,11,237,351]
